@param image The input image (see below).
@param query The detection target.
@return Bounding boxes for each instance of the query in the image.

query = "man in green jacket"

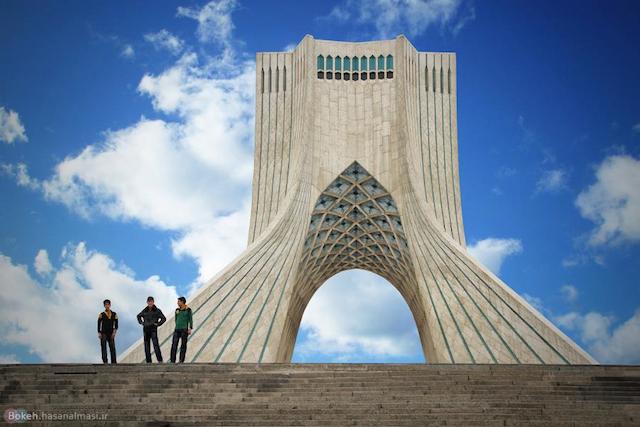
[170,296,193,363]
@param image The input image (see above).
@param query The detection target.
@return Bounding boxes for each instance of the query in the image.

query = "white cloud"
[522,293,543,311]
[170,201,252,289]
[294,270,423,361]
[89,28,135,60]
[0,163,40,190]
[121,44,135,59]
[0,243,178,362]
[467,237,523,275]
[34,249,53,276]
[496,165,517,178]
[177,0,237,47]
[556,309,640,364]
[518,293,640,364]
[451,3,475,35]
[560,284,578,303]
[561,252,605,268]
[144,29,185,55]
[632,123,640,133]
[3,0,254,289]
[541,148,557,165]
[282,43,297,52]
[0,106,28,144]
[326,5,351,22]
[575,154,640,246]
[536,168,568,193]
[323,0,469,39]
[561,254,583,268]
[0,354,20,364]
[557,311,613,342]
[6,46,256,285]
[590,310,640,364]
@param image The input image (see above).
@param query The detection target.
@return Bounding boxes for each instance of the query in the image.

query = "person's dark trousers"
[170,329,189,363]
[100,334,117,364]
[143,328,163,363]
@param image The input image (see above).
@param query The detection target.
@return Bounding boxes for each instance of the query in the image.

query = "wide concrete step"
[1,363,639,426]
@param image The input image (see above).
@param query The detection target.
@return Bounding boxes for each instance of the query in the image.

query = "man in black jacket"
[137,296,167,363]
[98,299,118,363]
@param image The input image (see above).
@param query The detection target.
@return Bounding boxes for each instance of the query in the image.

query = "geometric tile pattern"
[299,162,414,286]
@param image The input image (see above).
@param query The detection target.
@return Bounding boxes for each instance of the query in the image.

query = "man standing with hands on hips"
[170,296,193,363]
[137,296,167,363]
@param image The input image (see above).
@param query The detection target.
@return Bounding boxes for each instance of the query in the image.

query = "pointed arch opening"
[291,269,425,363]
[361,55,368,80]
[317,55,325,79]
[369,55,376,79]
[279,162,437,363]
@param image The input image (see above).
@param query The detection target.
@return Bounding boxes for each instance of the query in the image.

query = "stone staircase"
[1,364,639,426]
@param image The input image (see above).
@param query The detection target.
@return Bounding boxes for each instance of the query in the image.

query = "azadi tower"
[122,36,595,365]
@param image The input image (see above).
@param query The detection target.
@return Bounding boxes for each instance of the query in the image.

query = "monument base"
[1,363,639,426]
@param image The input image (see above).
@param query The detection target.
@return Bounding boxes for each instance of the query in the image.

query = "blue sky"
[0,0,639,364]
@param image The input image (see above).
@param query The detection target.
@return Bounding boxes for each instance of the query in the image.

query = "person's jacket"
[174,306,193,330]
[137,305,166,330]
[98,310,118,334]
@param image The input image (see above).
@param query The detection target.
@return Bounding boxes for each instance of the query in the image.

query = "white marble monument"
[121,36,595,364]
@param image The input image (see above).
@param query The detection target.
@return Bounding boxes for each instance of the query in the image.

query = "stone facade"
[121,36,595,364]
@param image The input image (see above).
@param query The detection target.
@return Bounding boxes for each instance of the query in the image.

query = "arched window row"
[424,64,452,94]
[259,65,288,94]
[317,54,394,81]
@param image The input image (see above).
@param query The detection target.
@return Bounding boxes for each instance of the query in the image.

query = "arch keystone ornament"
[121,36,595,364]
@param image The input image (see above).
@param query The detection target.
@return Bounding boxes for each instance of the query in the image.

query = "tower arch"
[280,162,436,362]
[121,35,595,366]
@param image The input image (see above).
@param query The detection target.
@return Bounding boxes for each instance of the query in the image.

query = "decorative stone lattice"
[299,162,414,285]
